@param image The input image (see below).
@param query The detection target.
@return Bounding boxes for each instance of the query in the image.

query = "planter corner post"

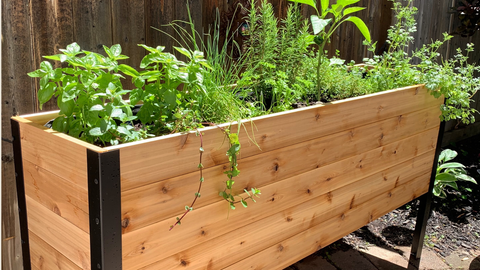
[11,119,32,270]
[87,149,122,270]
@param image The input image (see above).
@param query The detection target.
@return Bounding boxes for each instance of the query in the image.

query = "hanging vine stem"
[169,129,205,231]
[217,124,261,210]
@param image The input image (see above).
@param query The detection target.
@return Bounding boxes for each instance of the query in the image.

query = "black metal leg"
[87,149,122,270]
[409,120,446,269]
[11,119,32,270]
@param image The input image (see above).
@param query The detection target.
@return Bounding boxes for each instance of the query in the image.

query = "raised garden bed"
[12,84,443,269]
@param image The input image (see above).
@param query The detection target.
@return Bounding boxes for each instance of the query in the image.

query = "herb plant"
[288,0,371,99]
[28,43,148,146]
[434,149,477,198]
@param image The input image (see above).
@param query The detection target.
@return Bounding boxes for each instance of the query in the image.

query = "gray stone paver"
[361,246,410,270]
[330,249,377,270]
[294,254,337,270]
[288,243,478,270]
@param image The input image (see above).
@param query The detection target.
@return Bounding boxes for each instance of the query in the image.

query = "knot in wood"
[180,259,189,267]
[278,244,284,252]
[122,218,130,228]
[161,187,168,194]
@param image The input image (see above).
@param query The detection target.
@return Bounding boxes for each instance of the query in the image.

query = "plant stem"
[169,129,204,230]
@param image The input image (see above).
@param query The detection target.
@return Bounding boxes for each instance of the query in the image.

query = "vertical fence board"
[2,0,36,269]
[72,0,113,52]
[111,0,146,89]
[145,0,176,52]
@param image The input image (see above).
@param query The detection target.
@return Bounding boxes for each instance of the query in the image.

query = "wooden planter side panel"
[133,151,434,269]
[118,85,442,192]
[122,122,440,268]
[120,105,442,234]
[123,130,437,269]
[13,117,92,270]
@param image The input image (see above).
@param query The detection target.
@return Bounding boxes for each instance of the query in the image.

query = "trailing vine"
[170,124,261,230]
[218,125,261,210]
[169,129,205,231]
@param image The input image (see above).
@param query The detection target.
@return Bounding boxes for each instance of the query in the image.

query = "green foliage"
[219,125,261,210]
[434,149,477,198]
[28,43,148,145]
[239,0,313,113]
[364,0,480,124]
[288,0,371,99]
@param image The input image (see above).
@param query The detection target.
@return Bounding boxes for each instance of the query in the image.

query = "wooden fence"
[1,0,479,268]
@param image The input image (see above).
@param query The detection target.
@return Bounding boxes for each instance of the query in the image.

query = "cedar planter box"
[12,84,443,270]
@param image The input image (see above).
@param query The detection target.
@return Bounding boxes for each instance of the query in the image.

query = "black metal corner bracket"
[87,149,122,270]
[10,119,32,270]
[409,120,446,269]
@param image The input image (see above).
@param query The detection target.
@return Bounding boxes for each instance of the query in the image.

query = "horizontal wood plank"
[15,118,90,191]
[25,196,90,270]
[117,85,442,191]
[121,106,440,233]
[23,159,89,233]
[224,174,429,270]
[122,130,437,270]
[29,231,82,270]
[137,157,431,269]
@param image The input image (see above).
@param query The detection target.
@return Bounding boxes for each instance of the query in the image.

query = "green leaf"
[111,108,123,118]
[241,199,248,208]
[38,82,57,108]
[337,0,360,7]
[444,181,459,190]
[57,96,75,116]
[456,174,477,183]
[118,64,139,77]
[174,47,192,59]
[343,6,365,16]
[344,16,371,42]
[110,44,122,57]
[116,126,130,135]
[320,0,329,15]
[90,104,104,111]
[310,15,331,35]
[439,149,457,163]
[435,172,457,183]
[438,162,465,170]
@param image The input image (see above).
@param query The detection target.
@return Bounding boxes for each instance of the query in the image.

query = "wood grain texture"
[25,196,90,270]
[145,0,176,52]
[17,118,90,190]
[23,159,89,233]
[121,127,438,269]
[2,0,36,268]
[111,0,145,90]
[72,0,112,52]
[29,231,82,270]
[224,173,429,270]
[129,150,434,269]
[121,105,441,233]
[138,152,432,269]
[116,85,442,192]
[30,0,74,111]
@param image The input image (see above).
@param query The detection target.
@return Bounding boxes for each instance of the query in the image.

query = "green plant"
[28,43,148,145]
[288,0,371,99]
[364,0,480,124]
[434,149,477,198]
[238,0,314,113]
[218,125,261,210]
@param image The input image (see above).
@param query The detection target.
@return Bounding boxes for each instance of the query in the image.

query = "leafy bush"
[434,149,477,198]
